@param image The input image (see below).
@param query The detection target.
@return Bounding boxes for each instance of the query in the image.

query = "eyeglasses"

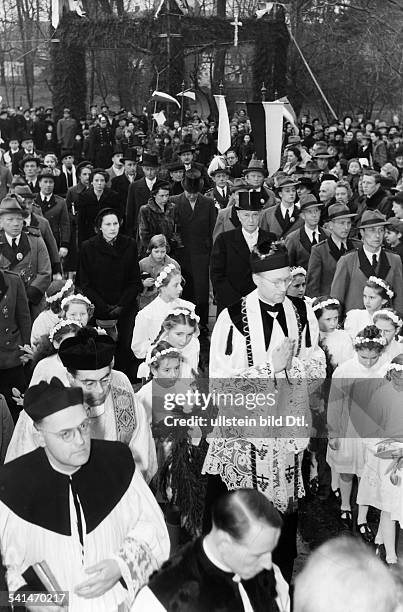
[38,418,91,443]
[74,374,112,390]
[266,277,293,288]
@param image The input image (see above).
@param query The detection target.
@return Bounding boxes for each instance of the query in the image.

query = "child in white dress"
[373,308,403,366]
[344,276,393,339]
[327,325,388,542]
[60,293,93,326]
[131,263,195,363]
[30,279,74,348]
[137,308,200,380]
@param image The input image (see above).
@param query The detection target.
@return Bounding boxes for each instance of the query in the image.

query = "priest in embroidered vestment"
[0,378,170,612]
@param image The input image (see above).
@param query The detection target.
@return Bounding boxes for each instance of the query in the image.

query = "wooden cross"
[230,10,243,47]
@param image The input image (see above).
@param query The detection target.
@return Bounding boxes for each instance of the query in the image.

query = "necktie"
[312,231,317,245]
[28,181,34,190]
[372,254,378,269]
[70,479,84,549]
[67,171,73,187]
[11,238,18,252]
[340,243,346,255]
[285,210,290,225]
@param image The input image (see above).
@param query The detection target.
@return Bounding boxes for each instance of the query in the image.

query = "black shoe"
[357,522,375,544]
[340,510,353,530]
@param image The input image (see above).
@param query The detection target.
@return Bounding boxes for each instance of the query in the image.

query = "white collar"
[5,233,21,246]
[331,235,347,249]
[242,227,259,244]
[24,214,32,226]
[363,246,381,262]
[304,225,318,240]
[202,538,233,574]
[280,203,294,217]
[145,176,156,189]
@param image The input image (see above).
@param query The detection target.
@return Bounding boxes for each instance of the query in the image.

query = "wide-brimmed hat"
[358,209,390,229]
[230,178,248,194]
[320,173,338,183]
[20,133,33,143]
[386,217,403,234]
[13,185,36,199]
[299,194,323,211]
[0,196,28,217]
[326,203,356,221]
[234,191,262,211]
[243,159,267,176]
[313,147,333,159]
[37,168,55,182]
[178,143,195,155]
[304,161,320,173]
[210,166,230,177]
[297,177,314,189]
[285,135,302,147]
[121,149,138,163]
[182,169,202,193]
[19,154,40,169]
[61,149,74,159]
[166,161,185,173]
[140,152,159,168]
[276,176,299,191]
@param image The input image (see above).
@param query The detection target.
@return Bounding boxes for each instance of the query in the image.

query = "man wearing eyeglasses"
[203,240,324,584]
[0,377,169,612]
[6,327,156,484]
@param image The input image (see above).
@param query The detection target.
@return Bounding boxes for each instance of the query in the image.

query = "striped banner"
[246,101,285,176]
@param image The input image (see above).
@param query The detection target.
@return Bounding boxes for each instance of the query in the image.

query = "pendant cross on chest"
[231,11,243,47]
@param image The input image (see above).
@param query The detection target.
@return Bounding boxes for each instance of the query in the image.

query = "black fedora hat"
[166,161,185,173]
[182,169,202,193]
[234,191,262,211]
[140,152,159,168]
[19,154,40,169]
[178,143,195,155]
[297,177,314,189]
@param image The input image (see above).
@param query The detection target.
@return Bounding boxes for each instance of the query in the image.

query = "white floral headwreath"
[373,309,403,328]
[146,346,181,366]
[386,362,403,374]
[61,293,93,310]
[353,335,387,347]
[368,276,394,300]
[167,308,200,323]
[290,266,306,277]
[155,263,178,289]
[49,318,81,343]
[46,279,73,304]
[312,298,340,312]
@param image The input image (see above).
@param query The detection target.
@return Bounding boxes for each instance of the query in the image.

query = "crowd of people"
[0,101,403,611]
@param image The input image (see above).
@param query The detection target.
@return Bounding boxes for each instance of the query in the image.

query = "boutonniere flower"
[260,198,265,204]
[16,253,23,261]
[290,217,295,223]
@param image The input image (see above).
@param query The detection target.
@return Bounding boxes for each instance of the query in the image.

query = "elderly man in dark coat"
[0,198,51,319]
[170,170,216,333]
[285,194,328,269]
[211,191,276,314]
[0,268,31,420]
[331,209,403,313]
[306,203,360,298]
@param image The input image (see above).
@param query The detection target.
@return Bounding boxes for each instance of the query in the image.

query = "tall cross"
[231,10,243,47]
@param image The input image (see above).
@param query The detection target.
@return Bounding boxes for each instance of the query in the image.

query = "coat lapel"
[328,236,342,261]
[274,204,287,232]
[299,227,312,254]
[357,246,375,279]
[378,249,391,279]
[233,227,252,261]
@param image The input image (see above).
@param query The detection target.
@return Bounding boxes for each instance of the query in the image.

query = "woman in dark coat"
[77,168,122,246]
[78,208,142,380]
[88,116,114,169]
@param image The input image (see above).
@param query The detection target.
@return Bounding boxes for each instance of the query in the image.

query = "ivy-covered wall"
[51,8,289,120]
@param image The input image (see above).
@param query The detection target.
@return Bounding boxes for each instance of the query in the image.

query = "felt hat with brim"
[234,191,262,211]
[297,177,314,189]
[386,217,403,234]
[304,161,320,173]
[166,161,185,173]
[243,159,267,176]
[140,152,159,167]
[299,194,323,211]
[182,169,202,193]
[20,133,33,143]
[37,168,55,182]
[0,196,29,217]
[357,210,390,229]
[210,166,230,177]
[13,185,36,199]
[178,143,195,155]
[121,149,138,163]
[76,161,93,174]
[285,136,302,147]
[276,177,299,191]
[326,203,356,221]
[24,377,83,423]
[61,150,74,159]
[19,155,40,169]
[320,173,338,183]
[313,147,333,159]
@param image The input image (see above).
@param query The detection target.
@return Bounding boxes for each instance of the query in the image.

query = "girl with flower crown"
[137,308,200,380]
[327,325,389,542]
[344,276,393,340]
[138,234,180,310]
[30,278,74,348]
[60,293,94,326]
[131,263,195,367]
[357,354,403,565]
[373,308,403,366]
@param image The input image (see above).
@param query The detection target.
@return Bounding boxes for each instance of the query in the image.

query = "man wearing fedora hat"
[242,159,276,208]
[312,143,334,180]
[105,145,125,185]
[170,169,216,332]
[14,184,62,277]
[211,190,277,314]
[306,203,361,297]
[34,168,70,259]
[178,142,210,189]
[260,177,303,239]
[0,197,51,318]
[205,165,231,210]
[126,151,159,237]
[112,149,143,206]
[331,209,403,312]
[19,155,41,193]
[285,194,328,269]
[355,169,393,226]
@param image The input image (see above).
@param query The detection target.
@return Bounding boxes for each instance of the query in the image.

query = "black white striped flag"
[246,101,285,175]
